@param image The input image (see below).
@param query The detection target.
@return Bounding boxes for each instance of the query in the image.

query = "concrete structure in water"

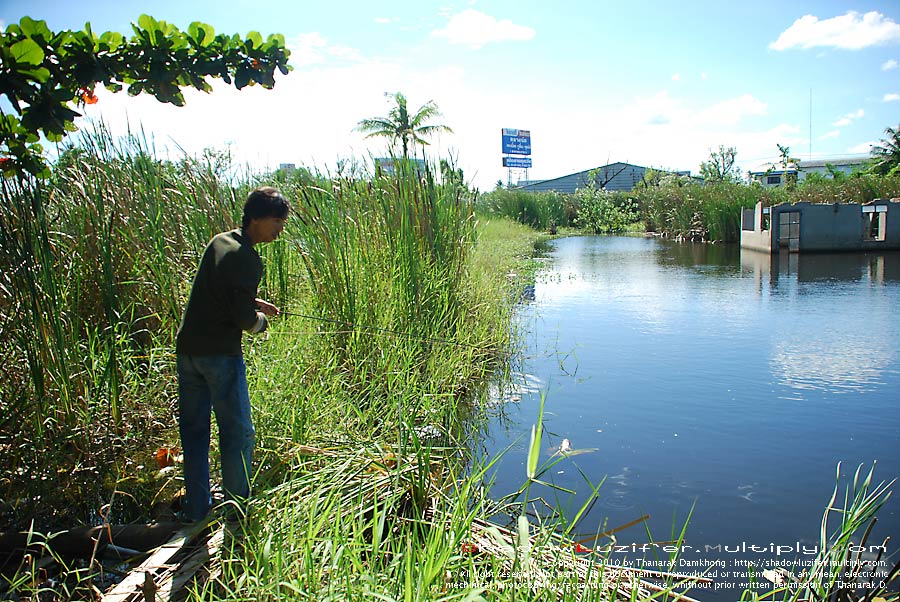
[740,198,900,253]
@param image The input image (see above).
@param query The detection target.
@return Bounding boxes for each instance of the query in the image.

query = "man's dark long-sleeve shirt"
[176,228,266,356]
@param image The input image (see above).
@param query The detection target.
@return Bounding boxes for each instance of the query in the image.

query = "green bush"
[573,188,638,233]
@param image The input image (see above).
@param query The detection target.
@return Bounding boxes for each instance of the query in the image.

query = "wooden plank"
[157,527,224,601]
[102,521,212,602]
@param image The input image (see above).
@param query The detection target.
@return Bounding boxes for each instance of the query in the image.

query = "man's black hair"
[242,187,290,230]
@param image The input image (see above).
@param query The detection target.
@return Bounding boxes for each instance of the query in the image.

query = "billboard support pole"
[501,128,532,189]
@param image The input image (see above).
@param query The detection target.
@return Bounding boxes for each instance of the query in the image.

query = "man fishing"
[175,186,290,522]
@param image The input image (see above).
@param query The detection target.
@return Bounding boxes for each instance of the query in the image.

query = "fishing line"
[277,310,490,350]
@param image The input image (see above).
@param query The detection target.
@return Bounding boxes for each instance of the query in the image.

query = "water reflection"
[740,248,900,286]
[771,334,893,394]
[482,236,900,602]
[740,249,900,393]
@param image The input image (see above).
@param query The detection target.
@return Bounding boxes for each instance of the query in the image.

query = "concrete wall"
[776,200,898,252]
[740,203,772,252]
[741,199,900,253]
[741,229,772,252]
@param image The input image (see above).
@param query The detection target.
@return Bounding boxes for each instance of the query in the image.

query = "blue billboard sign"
[502,128,531,155]
[503,156,532,168]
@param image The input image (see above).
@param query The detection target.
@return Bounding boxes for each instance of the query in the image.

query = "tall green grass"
[192,395,700,601]
[637,174,900,242]
[1,125,246,525]
[0,125,538,530]
[10,123,647,599]
[477,188,578,231]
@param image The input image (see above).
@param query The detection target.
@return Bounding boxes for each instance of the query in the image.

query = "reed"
[480,172,900,243]
[0,124,540,530]
[738,463,899,602]
[478,188,578,231]
[192,405,701,602]
[4,122,597,600]
[637,174,900,242]
[1,124,248,527]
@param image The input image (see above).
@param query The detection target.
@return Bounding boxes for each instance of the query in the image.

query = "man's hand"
[255,298,280,317]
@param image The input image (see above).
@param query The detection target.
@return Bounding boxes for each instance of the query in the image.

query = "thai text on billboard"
[502,128,531,155]
[503,156,532,168]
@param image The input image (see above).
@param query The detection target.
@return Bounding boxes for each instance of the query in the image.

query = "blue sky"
[2,0,899,190]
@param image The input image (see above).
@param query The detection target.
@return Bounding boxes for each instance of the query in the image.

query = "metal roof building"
[513,162,648,193]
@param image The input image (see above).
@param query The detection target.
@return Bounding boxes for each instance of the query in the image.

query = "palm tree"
[871,124,900,175]
[355,92,453,158]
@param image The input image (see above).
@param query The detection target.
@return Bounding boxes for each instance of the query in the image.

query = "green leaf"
[99,31,124,48]
[526,392,546,479]
[526,424,540,479]
[81,22,98,44]
[517,515,530,551]
[137,15,159,33]
[188,22,215,47]
[10,38,44,65]
[136,14,163,45]
[19,67,51,83]
[233,66,253,89]
[19,17,52,40]
[246,31,263,49]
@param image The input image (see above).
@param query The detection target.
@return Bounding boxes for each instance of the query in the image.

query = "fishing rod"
[277,310,491,350]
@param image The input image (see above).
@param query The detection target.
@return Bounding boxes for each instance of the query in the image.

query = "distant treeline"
[477,172,900,242]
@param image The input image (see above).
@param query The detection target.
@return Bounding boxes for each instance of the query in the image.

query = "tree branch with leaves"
[1,15,291,176]
[699,145,740,183]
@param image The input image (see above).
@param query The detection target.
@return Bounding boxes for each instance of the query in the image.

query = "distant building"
[748,156,870,188]
[514,162,650,193]
[279,163,296,172]
[375,157,427,176]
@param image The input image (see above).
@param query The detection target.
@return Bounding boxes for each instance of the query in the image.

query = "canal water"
[481,235,900,600]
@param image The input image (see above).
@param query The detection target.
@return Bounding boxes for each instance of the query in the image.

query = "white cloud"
[832,109,864,127]
[431,9,535,49]
[848,141,876,154]
[883,59,899,70]
[819,130,840,140]
[374,17,393,25]
[287,33,364,68]
[701,72,708,80]
[671,73,681,81]
[551,90,792,179]
[770,11,900,51]
[884,93,900,102]
[695,94,768,127]
[75,52,487,182]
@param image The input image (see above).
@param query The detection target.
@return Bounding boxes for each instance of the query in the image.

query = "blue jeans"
[177,354,255,521]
